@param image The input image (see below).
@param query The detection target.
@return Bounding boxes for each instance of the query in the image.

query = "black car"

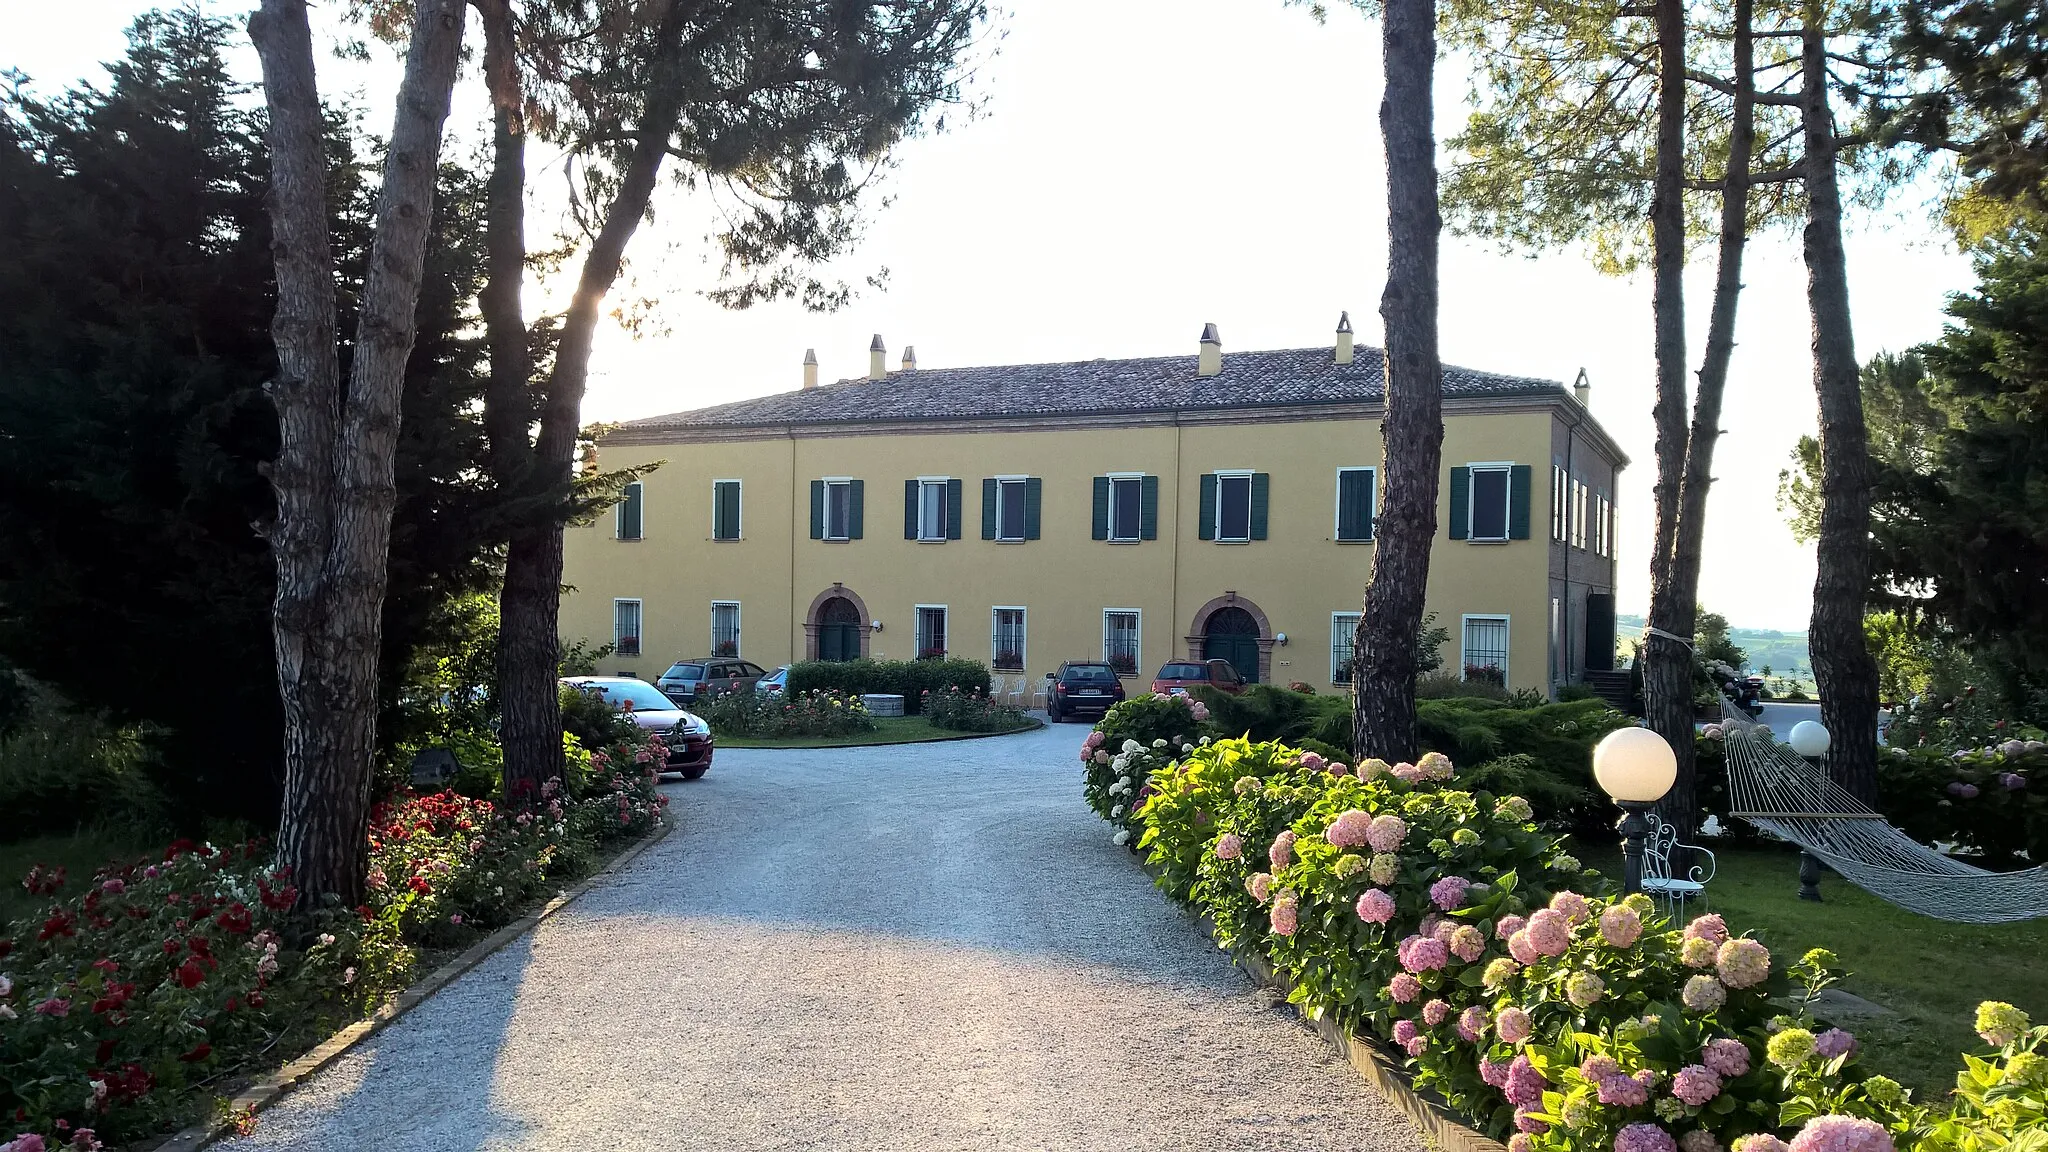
[1044,661,1127,722]
[656,657,768,705]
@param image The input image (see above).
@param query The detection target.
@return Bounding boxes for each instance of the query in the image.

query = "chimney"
[900,345,917,372]
[1334,311,1355,365]
[869,334,887,381]
[1198,322,1222,377]
[1573,367,1591,408]
[802,348,819,390]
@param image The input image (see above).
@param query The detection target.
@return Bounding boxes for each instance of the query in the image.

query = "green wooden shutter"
[848,479,864,539]
[1091,476,1110,540]
[1198,473,1217,541]
[618,482,642,539]
[1509,464,1533,540]
[1361,469,1376,540]
[1448,467,1470,540]
[1024,477,1042,540]
[945,478,963,539]
[1140,475,1159,540]
[1250,472,1270,540]
[809,480,824,540]
[903,479,919,539]
[981,478,998,540]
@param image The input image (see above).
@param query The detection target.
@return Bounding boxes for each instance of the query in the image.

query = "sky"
[9,0,1978,633]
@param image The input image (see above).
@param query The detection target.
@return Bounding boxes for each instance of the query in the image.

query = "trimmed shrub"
[694,689,876,739]
[1193,683,1352,750]
[784,658,990,714]
[1096,693,1209,752]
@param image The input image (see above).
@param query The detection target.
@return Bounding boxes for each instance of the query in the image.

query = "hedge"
[784,658,991,715]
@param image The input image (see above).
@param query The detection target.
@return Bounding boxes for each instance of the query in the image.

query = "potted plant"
[714,640,738,657]
[994,649,1024,671]
[616,635,640,656]
[1108,651,1138,676]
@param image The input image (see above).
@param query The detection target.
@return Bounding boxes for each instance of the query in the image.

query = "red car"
[1150,658,1248,697]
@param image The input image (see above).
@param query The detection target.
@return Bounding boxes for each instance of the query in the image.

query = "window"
[1104,609,1141,676]
[712,480,741,541]
[1469,467,1511,541]
[992,607,1026,671]
[1335,468,1375,542]
[1111,476,1143,541]
[1216,473,1252,541]
[1331,612,1361,684]
[918,479,949,541]
[996,479,1027,541]
[613,599,643,657]
[1596,493,1612,557]
[1551,464,1568,542]
[1550,597,1563,684]
[1572,479,1589,550]
[616,482,644,540]
[811,478,862,541]
[712,601,740,657]
[915,606,948,660]
[1461,615,1510,684]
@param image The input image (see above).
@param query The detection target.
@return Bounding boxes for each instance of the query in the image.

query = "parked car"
[1044,661,1127,722]
[560,675,714,779]
[757,665,791,695]
[656,657,768,705]
[1151,658,1247,697]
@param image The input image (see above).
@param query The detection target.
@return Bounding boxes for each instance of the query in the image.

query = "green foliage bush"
[558,683,643,751]
[785,658,990,714]
[1194,683,1352,751]
[1095,693,1210,751]
[1417,697,1635,834]
[693,689,877,739]
[922,687,1031,733]
[0,687,168,843]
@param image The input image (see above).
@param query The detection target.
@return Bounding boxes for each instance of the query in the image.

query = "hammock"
[1717,700,2048,923]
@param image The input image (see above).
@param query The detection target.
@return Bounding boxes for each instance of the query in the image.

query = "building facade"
[563,323,1627,695]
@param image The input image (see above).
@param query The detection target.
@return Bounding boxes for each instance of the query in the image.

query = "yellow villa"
[562,318,1627,695]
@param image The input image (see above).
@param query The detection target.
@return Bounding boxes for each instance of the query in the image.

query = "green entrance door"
[1202,606,1262,684]
[817,597,862,662]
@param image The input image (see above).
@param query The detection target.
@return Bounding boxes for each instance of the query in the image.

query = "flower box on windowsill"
[994,650,1024,672]
[615,638,641,657]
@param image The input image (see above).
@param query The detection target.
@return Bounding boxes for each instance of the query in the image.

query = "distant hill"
[1615,614,1812,681]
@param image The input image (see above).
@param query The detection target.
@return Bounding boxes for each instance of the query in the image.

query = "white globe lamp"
[1592,726,1678,895]
[1788,721,1831,759]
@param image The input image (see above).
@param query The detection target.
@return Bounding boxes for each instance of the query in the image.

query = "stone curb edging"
[146,816,677,1152]
[719,717,1044,751]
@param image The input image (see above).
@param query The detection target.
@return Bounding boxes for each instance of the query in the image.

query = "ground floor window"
[1462,615,1509,684]
[712,601,740,657]
[1104,609,1140,676]
[992,607,1026,671]
[1331,612,1360,684]
[916,605,948,660]
[613,598,642,657]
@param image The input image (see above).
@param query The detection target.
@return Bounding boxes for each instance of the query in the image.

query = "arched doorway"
[1203,606,1262,684]
[816,596,862,662]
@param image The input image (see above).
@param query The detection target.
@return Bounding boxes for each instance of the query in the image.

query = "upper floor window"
[1449,464,1529,543]
[1572,480,1589,550]
[712,479,741,541]
[1470,466,1511,542]
[1200,471,1269,543]
[810,478,863,541]
[1595,493,1613,557]
[616,481,644,541]
[1094,474,1157,542]
[1335,467,1376,542]
[983,477,1042,541]
[905,477,960,542]
[1551,464,1568,542]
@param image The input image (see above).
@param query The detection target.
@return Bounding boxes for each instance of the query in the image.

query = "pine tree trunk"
[1801,12,1881,803]
[1354,0,1443,764]
[251,0,467,905]
[497,6,699,796]
[1642,0,1698,838]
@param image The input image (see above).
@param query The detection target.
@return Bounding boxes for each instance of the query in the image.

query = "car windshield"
[1063,665,1117,683]
[587,681,675,712]
[663,663,705,679]
[1158,663,1207,680]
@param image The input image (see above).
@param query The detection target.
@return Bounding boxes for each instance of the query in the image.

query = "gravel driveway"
[228,722,1426,1151]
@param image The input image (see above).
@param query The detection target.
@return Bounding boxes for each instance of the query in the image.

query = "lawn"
[1595,841,2048,1098]
[714,715,1041,748]
[0,829,161,924]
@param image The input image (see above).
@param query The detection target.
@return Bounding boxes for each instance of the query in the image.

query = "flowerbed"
[0,745,665,1149]
[1090,723,2046,1152]
[693,689,876,739]
[784,658,990,715]
[921,687,1030,733]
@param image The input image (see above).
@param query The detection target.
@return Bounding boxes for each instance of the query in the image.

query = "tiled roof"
[619,345,1568,432]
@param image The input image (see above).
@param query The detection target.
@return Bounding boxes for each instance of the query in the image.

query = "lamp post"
[1593,727,1679,895]
[1788,720,1832,902]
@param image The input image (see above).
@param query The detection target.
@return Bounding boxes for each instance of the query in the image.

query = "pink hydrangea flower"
[1526,908,1573,957]
[1581,1055,1623,1081]
[1510,1136,1536,1152]
[1599,1073,1650,1107]
[1214,833,1244,861]
[1600,904,1644,948]
[1327,809,1373,848]
[1458,1005,1488,1043]
[1814,1029,1858,1061]
[1246,872,1274,902]
[1497,1006,1534,1043]
[1391,762,1423,782]
[1496,914,1528,940]
[1300,751,1328,772]
[1716,938,1771,989]
[1356,888,1397,924]
[1481,1056,1511,1088]
[1450,924,1487,962]
[1789,1116,1893,1152]
[1508,929,1541,966]
[1084,730,1104,749]
[1672,1064,1723,1106]
[1734,1137,1791,1152]
[1684,914,1730,947]
[1703,1038,1752,1078]
[1328,762,1350,775]
[1389,973,1423,1003]
[1550,890,1592,923]
[1393,1019,1421,1045]
[1366,815,1409,852]
[1504,1054,1548,1107]
[1399,935,1450,972]
[1270,894,1299,937]
[1683,974,1728,1012]
[1681,936,1718,968]
[1406,1034,1430,1057]
[1681,1132,1722,1152]
[1517,1109,1550,1134]
[1618,1125,1679,1152]
[1189,700,1210,721]
[1269,831,1298,870]
[1429,876,1470,911]
[1423,999,1452,1026]
[1418,751,1455,780]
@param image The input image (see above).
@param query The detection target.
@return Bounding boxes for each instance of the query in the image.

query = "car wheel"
[681,767,707,780]
[1047,702,1062,723]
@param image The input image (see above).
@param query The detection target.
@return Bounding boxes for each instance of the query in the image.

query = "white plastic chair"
[1641,814,1717,920]
[1028,675,1050,711]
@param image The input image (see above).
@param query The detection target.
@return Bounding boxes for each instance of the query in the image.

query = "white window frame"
[1597,493,1612,557]
[1572,479,1589,550]
[991,605,1027,671]
[1107,472,1145,543]
[915,603,949,660]
[1331,611,1362,684]
[1551,464,1568,542]
[711,600,741,658]
[916,476,950,543]
[613,598,643,658]
[712,478,742,541]
[1465,461,1514,543]
[1103,608,1142,676]
[1214,468,1254,544]
[821,476,853,541]
[1460,613,1512,682]
[616,480,645,541]
[993,475,1029,542]
[1333,466,1376,542]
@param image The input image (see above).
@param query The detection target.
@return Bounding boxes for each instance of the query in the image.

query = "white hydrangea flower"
[1111,805,1125,818]
[1113,829,1131,846]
